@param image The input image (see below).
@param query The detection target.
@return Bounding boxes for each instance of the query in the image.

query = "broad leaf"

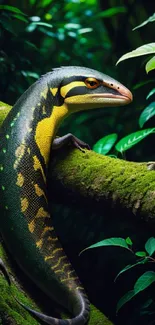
[134,271,155,294]
[145,237,155,256]
[115,128,155,153]
[80,237,130,255]
[93,133,118,155]
[133,13,155,31]
[139,102,155,128]
[146,56,155,73]
[116,43,155,65]
[146,88,155,100]
[116,290,135,313]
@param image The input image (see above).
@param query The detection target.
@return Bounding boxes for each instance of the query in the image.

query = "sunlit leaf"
[145,237,155,256]
[116,290,135,312]
[139,102,155,128]
[80,237,130,255]
[115,128,155,153]
[78,28,93,34]
[134,271,155,294]
[146,56,155,73]
[0,5,27,16]
[31,22,53,28]
[116,43,155,65]
[21,71,39,79]
[96,6,126,18]
[65,23,81,29]
[135,251,147,257]
[146,89,155,100]
[29,16,40,22]
[133,13,155,31]
[93,134,117,155]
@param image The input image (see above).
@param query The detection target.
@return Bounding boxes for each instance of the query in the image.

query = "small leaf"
[116,43,155,65]
[115,260,147,282]
[115,128,155,153]
[139,102,155,128]
[146,88,155,100]
[146,56,155,73]
[133,13,155,31]
[145,237,155,256]
[126,237,133,246]
[116,290,135,313]
[21,71,39,79]
[93,134,118,155]
[134,271,155,294]
[135,251,147,257]
[0,5,27,16]
[80,237,130,255]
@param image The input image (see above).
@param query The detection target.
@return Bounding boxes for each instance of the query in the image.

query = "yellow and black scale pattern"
[0,66,132,324]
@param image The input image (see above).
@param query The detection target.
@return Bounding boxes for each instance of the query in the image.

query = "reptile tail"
[16,293,90,325]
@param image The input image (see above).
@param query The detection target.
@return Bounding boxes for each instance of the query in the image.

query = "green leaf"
[80,237,130,255]
[11,14,28,23]
[31,22,53,28]
[21,71,39,79]
[134,271,155,294]
[145,237,155,256]
[115,260,147,282]
[146,56,155,73]
[115,128,155,153]
[116,43,155,65]
[116,290,135,313]
[135,251,147,257]
[139,102,155,128]
[0,5,27,16]
[96,6,127,18]
[146,88,155,100]
[65,23,81,29]
[133,13,155,31]
[93,134,118,155]
[78,28,93,34]
[125,237,133,246]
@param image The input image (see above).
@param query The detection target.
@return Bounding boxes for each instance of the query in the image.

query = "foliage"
[93,12,155,159]
[0,1,155,325]
[83,236,155,317]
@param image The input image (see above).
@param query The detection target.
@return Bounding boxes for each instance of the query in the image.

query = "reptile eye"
[85,78,100,89]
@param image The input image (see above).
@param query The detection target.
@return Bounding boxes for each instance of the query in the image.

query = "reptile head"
[49,66,133,112]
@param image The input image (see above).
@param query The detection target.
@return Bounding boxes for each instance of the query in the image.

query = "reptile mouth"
[91,91,133,104]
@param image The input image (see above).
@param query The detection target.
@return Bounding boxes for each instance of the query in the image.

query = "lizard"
[0,66,132,324]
